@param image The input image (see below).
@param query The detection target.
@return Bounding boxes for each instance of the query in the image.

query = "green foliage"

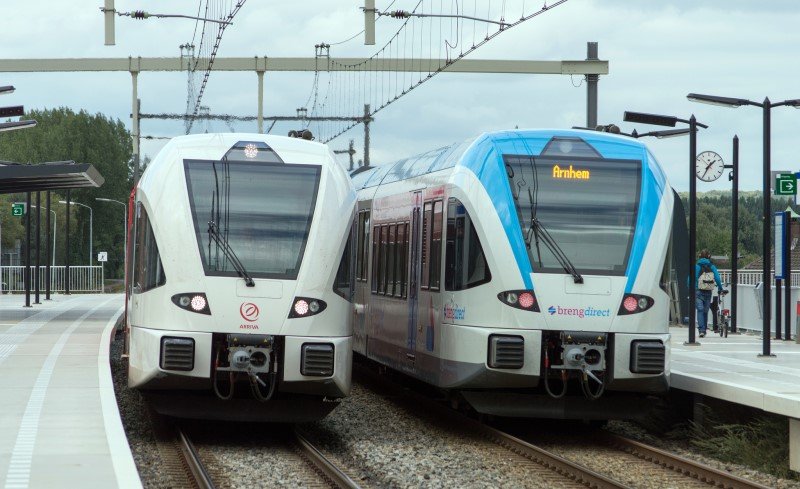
[678,191,793,266]
[0,107,132,277]
[691,406,796,479]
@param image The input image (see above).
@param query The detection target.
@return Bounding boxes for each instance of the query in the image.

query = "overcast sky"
[2,1,799,192]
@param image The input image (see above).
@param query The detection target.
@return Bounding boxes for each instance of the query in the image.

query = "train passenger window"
[395,223,406,297]
[333,223,354,301]
[371,225,380,293]
[402,222,409,298]
[387,225,396,296]
[430,200,443,291]
[421,202,433,289]
[445,199,491,290]
[379,225,389,294]
[133,203,166,293]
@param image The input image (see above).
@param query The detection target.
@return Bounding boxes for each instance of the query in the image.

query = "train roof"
[351,129,654,190]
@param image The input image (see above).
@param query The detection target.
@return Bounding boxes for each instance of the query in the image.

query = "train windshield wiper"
[527,218,584,284]
[208,221,255,287]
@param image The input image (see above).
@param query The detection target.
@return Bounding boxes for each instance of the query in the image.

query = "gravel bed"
[110,330,172,489]
[300,383,583,489]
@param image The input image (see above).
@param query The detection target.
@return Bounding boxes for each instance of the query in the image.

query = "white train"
[352,129,673,420]
[125,133,355,421]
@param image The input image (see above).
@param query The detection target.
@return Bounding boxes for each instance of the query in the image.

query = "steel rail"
[177,428,217,489]
[294,429,362,489]
[602,432,772,489]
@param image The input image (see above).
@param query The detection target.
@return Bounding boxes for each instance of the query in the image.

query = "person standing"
[695,249,724,338]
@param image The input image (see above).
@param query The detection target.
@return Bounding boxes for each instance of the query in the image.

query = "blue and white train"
[125,133,355,421]
[352,129,673,419]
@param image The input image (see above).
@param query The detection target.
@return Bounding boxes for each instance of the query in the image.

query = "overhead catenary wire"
[301,0,569,144]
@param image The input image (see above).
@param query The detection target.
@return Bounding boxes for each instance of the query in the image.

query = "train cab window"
[430,200,443,291]
[371,225,380,293]
[445,199,491,290]
[421,202,433,289]
[387,225,396,296]
[356,210,370,282]
[132,203,166,293]
[334,223,354,301]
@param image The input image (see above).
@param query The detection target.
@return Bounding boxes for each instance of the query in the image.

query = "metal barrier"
[717,269,800,287]
[0,266,104,293]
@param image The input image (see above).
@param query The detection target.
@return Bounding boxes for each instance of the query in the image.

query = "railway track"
[149,409,360,488]
[354,364,772,489]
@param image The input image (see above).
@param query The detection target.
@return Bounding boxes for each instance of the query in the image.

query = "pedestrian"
[695,249,724,338]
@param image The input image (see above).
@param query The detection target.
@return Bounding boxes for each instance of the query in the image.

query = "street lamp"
[30,205,56,266]
[623,110,708,346]
[95,198,127,248]
[688,93,800,357]
[59,200,93,266]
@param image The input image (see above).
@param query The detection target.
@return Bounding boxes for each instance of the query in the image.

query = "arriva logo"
[240,302,260,321]
[547,305,610,318]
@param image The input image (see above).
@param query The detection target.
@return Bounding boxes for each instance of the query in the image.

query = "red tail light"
[498,290,540,312]
[618,293,654,315]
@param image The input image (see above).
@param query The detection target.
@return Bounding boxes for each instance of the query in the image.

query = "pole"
[34,191,40,304]
[776,275,783,339]
[24,192,31,307]
[257,70,264,133]
[89,205,93,266]
[363,104,371,168]
[760,99,773,356]
[46,191,51,300]
[132,72,140,184]
[786,209,792,340]
[65,189,70,295]
[731,136,739,333]
[686,115,699,345]
[586,41,599,129]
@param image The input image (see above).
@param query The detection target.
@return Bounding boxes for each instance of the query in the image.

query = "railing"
[0,266,104,293]
[717,269,800,287]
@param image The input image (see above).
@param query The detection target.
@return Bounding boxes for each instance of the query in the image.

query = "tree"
[0,108,133,277]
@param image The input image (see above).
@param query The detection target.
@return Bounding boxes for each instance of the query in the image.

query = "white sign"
[97,252,108,263]
[774,213,785,280]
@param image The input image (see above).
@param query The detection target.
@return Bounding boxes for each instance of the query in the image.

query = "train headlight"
[288,297,328,318]
[618,293,654,315]
[171,293,211,315]
[497,290,540,312]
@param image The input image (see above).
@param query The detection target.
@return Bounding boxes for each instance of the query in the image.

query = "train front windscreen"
[504,155,641,276]
[184,160,321,280]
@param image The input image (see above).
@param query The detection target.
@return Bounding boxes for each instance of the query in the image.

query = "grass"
[690,403,796,479]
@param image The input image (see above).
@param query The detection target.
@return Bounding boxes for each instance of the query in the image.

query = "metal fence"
[717,269,800,287]
[0,266,104,293]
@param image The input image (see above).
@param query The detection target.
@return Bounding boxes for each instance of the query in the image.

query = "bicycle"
[715,289,730,338]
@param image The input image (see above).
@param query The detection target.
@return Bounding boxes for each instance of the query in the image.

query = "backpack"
[698,264,716,291]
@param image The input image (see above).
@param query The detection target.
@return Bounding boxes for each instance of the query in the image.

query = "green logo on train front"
[11,202,25,216]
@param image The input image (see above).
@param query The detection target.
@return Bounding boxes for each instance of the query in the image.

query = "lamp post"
[688,93,800,357]
[95,198,127,251]
[30,205,56,266]
[59,200,93,266]
[623,111,708,346]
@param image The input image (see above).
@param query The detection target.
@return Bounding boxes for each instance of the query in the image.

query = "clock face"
[695,151,725,182]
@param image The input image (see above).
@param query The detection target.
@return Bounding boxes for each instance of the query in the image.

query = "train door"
[353,205,371,355]
[415,198,443,362]
[405,191,422,363]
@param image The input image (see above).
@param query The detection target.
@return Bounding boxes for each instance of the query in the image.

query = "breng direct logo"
[548,305,610,318]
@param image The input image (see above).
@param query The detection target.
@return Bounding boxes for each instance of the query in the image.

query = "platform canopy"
[0,160,104,193]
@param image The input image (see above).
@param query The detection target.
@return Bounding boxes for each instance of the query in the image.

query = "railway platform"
[0,293,140,489]
[669,325,800,471]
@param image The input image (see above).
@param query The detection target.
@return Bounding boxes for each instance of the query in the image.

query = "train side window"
[429,200,443,291]
[421,202,433,289]
[333,222,354,301]
[133,202,166,293]
[371,225,380,293]
[395,223,405,297]
[379,225,389,295]
[445,198,491,290]
[387,224,396,297]
[403,222,409,298]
